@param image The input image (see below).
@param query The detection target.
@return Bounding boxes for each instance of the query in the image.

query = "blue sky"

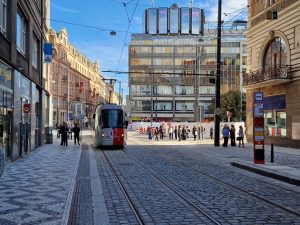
[50,0,247,99]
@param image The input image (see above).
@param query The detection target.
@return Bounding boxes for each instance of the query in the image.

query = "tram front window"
[101,109,123,128]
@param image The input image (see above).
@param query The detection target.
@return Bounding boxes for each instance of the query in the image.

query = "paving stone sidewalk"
[0,135,81,225]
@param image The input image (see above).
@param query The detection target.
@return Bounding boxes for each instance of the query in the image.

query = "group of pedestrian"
[57,122,81,146]
[222,124,244,148]
[148,125,209,142]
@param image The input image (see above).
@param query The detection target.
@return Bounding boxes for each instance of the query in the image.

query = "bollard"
[271,144,274,163]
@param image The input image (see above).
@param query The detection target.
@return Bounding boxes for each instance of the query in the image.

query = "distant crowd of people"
[147,125,214,142]
[146,124,245,148]
[57,122,81,146]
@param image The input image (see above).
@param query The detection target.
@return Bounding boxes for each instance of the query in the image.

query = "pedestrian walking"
[210,127,213,140]
[168,127,172,140]
[60,122,68,146]
[72,123,81,145]
[159,126,163,140]
[192,125,197,141]
[171,126,174,139]
[174,126,178,139]
[178,126,181,142]
[182,126,186,140]
[230,125,236,146]
[222,124,230,147]
[148,128,152,140]
[237,125,244,148]
[154,127,159,141]
[200,126,205,140]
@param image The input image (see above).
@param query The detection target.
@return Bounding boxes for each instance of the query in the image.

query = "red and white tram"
[93,104,128,148]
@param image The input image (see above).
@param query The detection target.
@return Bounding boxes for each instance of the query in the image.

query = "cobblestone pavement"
[1,130,300,225]
[0,135,81,225]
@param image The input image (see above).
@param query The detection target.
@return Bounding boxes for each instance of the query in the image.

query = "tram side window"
[101,109,123,128]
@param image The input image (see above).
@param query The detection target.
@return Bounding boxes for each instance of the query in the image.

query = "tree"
[207,90,245,122]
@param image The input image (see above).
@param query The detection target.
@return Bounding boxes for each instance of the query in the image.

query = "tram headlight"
[102,133,105,137]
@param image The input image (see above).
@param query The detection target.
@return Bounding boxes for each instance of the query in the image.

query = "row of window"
[131,85,215,95]
[130,56,242,66]
[131,101,210,112]
[4,5,40,70]
[130,46,242,55]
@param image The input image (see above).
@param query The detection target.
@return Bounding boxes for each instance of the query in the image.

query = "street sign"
[215,107,222,116]
[253,92,264,164]
[44,43,52,63]
[23,104,30,113]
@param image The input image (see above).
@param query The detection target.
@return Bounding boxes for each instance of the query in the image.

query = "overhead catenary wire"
[115,0,140,71]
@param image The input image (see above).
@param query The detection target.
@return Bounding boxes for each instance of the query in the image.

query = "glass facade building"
[129,21,247,122]
[145,4,204,35]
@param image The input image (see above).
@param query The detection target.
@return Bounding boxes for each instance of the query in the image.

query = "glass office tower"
[130,5,246,122]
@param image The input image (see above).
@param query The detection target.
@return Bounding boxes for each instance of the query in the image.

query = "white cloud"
[196,0,248,22]
[51,3,80,14]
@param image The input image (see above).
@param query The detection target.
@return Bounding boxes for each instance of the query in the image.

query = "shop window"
[264,111,286,137]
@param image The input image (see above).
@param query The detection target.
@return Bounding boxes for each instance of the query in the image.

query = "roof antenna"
[190,0,193,8]
[151,0,154,7]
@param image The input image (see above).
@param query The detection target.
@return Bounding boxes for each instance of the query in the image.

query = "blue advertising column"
[253,92,265,164]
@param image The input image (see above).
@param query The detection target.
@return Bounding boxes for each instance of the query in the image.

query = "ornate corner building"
[47,28,110,127]
[244,0,300,147]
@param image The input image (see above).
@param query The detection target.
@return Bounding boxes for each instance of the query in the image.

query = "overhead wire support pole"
[214,0,222,147]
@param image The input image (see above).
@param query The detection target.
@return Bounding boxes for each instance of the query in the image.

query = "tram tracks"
[101,150,223,225]
[128,146,300,219]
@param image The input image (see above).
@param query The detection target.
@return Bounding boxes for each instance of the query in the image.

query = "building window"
[154,102,172,111]
[131,85,151,95]
[263,37,288,68]
[132,101,151,111]
[17,11,27,54]
[175,102,194,111]
[175,86,194,95]
[153,85,172,95]
[32,35,38,69]
[0,0,7,35]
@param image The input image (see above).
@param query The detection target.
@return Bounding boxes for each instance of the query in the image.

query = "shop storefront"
[0,61,13,160]
[12,71,42,160]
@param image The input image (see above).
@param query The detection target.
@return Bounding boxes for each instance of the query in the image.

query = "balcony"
[243,65,291,89]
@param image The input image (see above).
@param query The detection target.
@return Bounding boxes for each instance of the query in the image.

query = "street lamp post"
[214,0,222,146]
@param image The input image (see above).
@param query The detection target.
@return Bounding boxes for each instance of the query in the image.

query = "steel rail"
[159,149,300,218]
[101,151,146,225]
[123,149,223,225]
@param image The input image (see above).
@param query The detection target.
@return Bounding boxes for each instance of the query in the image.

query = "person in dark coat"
[174,126,178,139]
[192,125,197,141]
[72,123,81,145]
[178,126,181,142]
[60,122,68,146]
[154,127,159,141]
[230,125,236,146]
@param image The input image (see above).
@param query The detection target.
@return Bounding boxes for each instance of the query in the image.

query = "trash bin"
[45,127,53,144]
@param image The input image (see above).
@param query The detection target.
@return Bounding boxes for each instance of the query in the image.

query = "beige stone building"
[244,0,300,147]
[47,28,110,127]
